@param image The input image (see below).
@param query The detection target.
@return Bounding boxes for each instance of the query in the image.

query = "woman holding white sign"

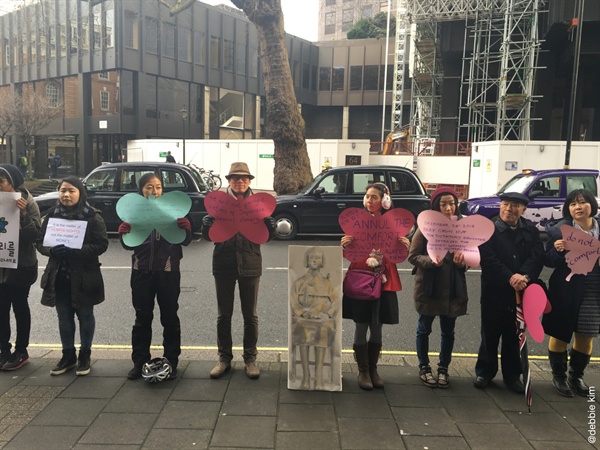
[408,187,468,388]
[341,182,409,390]
[543,189,599,398]
[37,176,108,376]
[0,164,41,371]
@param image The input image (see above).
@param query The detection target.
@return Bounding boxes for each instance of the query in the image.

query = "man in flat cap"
[474,191,544,393]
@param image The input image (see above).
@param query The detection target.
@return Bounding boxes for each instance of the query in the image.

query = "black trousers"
[0,284,31,354]
[130,270,181,368]
[475,302,521,382]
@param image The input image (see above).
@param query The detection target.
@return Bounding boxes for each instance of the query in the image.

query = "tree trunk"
[231,0,313,194]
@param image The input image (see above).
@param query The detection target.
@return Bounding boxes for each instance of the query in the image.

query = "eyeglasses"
[229,175,250,181]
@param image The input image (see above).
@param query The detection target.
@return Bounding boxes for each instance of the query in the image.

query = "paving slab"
[505,410,591,444]
[337,417,404,449]
[143,428,212,449]
[385,383,444,408]
[401,435,470,450]
[456,423,531,449]
[103,384,171,414]
[4,425,85,449]
[277,404,337,432]
[153,400,221,429]
[221,388,278,416]
[440,396,511,423]
[78,412,157,445]
[58,377,125,399]
[333,393,393,419]
[278,386,334,404]
[391,406,461,437]
[275,431,340,450]
[30,398,107,426]
[169,378,227,402]
[210,415,276,448]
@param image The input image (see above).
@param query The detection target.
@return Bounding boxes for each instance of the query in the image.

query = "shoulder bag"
[343,269,382,300]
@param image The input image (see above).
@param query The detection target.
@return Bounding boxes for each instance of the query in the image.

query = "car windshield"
[188,166,208,192]
[498,174,536,195]
[299,171,328,194]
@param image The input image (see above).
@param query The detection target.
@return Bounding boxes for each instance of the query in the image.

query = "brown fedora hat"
[225,162,255,180]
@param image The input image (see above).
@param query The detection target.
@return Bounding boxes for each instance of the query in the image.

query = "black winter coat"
[479,217,544,309]
[37,209,108,308]
[542,218,600,342]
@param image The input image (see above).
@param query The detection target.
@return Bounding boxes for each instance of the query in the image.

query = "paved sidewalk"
[0,348,597,449]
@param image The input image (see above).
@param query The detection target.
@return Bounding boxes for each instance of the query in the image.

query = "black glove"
[202,215,215,228]
[50,244,72,258]
[264,216,276,233]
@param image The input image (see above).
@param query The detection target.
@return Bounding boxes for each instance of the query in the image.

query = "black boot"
[569,349,591,397]
[353,344,373,390]
[76,349,92,376]
[50,349,77,376]
[548,350,573,397]
[367,342,384,388]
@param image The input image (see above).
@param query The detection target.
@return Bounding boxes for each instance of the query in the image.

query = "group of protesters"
[0,161,597,399]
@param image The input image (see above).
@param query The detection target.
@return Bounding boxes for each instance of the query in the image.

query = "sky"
[201,0,319,41]
[0,0,320,42]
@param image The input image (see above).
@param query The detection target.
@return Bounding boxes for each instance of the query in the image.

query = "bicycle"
[203,169,222,190]
[188,164,221,191]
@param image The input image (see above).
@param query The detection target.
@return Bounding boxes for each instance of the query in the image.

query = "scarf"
[226,186,253,200]
[52,201,95,220]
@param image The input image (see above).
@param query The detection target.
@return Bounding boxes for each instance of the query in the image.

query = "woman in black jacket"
[118,172,192,381]
[544,189,599,397]
[0,164,41,371]
[37,176,108,376]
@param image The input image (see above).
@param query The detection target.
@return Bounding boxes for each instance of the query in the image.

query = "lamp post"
[180,105,188,164]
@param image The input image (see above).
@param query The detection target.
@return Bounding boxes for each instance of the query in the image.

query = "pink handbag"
[343,270,382,300]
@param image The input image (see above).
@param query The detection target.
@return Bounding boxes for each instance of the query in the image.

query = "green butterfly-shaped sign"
[116,191,192,247]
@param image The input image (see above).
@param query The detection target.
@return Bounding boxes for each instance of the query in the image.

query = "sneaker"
[244,361,260,380]
[209,361,231,379]
[2,351,29,371]
[50,350,77,376]
[0,352,11,368]
[127,365,143,380]
[76,349,91,376]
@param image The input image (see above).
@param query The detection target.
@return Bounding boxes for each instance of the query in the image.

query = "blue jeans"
[55,278,95,351]
[416,314,456,368]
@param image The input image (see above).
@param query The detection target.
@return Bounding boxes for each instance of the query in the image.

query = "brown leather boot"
[353,344,373,390]
[367,342,384,388]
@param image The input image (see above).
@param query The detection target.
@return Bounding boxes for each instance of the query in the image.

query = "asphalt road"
[24,235,558,357]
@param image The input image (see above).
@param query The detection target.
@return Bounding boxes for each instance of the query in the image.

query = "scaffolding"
[390,1,408,133]
[398,0,543,142]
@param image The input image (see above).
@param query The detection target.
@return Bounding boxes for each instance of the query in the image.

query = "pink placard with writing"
[338,208,414,263]
[522,283,551,343]
[205,191,276,244]
[561,224,600,281]
[416,210,494,267]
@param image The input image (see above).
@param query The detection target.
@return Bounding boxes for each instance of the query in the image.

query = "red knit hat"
[430,186,459,206]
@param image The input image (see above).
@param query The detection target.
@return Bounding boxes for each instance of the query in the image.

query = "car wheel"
[274,214,298,240]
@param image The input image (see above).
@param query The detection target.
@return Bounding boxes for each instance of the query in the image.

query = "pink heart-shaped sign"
[522,283,550,343]
[338,207,414,262]
[204,191,276,244]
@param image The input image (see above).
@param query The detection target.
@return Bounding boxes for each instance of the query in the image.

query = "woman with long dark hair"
[340,182,409,390]
[37,176,108,376]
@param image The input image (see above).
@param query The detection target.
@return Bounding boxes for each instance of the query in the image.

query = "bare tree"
[228,0,312,194]
[12,86,62,175]
[0,89,16,164]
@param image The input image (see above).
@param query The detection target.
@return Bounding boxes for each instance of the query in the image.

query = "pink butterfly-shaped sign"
[338,207,414,263]
[561,224,600,281]
[522,283,552,343]
[204,191,276,244]
[416,211,495,267]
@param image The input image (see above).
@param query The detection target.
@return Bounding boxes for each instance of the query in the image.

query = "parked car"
[34,162,209,233]
[459,168,600,230]
[273,165,431,240]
